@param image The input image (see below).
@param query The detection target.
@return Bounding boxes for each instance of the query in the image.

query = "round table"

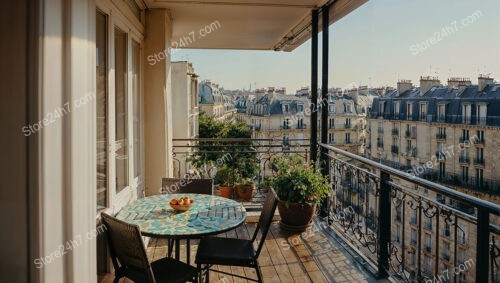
[116,194,247,262]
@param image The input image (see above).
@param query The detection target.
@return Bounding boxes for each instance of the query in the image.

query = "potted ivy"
[270,155,330,231]
[236,178,255,200]
[214,165,240,198]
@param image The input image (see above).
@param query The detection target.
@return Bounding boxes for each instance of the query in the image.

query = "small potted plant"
[236,178,255,200]
[270,155,330,231]
[259,176,272,193]
[214,165,240,198]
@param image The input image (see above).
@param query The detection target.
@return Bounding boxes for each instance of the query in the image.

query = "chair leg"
[205,265,209,283]
[255,263,263,283]
[197,264,203,283]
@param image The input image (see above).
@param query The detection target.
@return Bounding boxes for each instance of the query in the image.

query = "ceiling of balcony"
[143,0,368,51]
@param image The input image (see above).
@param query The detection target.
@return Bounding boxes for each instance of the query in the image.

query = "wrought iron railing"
[172,138,309,198]
[320,143,500,283]
[173,138,500,282]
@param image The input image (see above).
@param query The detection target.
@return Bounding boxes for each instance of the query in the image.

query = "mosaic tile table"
[116,194,247,238]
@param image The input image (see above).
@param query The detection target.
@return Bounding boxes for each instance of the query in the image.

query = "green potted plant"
[270,155,330,231]
[236,178,255,200]
[214,165,240,198]
[259,176,272,193]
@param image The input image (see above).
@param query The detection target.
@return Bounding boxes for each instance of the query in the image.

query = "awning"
[143,0,368,51]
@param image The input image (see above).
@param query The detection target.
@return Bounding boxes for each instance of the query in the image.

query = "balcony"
[344,123,352,129]
[391,128,399,135]
[405,130,416,139]
[437,114,446,123]
[377,127,384,134]
[474,158,485,167]
[280,125,291,130]
[320,143,499,282]
[391,145,399,154]
[377,142,384,149]
[436,151,447,161]
[296,123,307,129]
[436,132,446,140]
[459,155,470,164]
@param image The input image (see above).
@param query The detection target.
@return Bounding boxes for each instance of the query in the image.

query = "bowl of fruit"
[169,196,194,212]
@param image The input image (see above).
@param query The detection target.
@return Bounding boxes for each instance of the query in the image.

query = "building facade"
[235,87,374,154]
[365,75,500,282]
[198,80,236,121]
[171,61,199,178]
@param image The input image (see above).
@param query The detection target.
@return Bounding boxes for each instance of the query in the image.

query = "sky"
[172,0,500,92]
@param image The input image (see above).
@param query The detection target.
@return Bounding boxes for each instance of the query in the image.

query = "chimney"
[447,77,471,90]
[276,87,286,94]
[478,74,494,92]
[419,76,441,96]
[397,80,412,96]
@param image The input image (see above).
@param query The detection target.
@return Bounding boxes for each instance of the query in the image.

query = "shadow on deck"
[145,219,389,283]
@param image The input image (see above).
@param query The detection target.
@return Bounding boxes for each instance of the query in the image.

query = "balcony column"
[310,9,319,163]
[144,9,175,196]
[319,5,330,217]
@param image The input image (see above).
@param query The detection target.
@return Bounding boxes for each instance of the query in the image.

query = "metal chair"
[161,178,213,195]
[195,189,278,283]
[101,212,198,283]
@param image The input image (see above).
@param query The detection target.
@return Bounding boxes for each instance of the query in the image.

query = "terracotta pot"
[236,185,254,200]
[219,186,233,198]
[277,201,317,232]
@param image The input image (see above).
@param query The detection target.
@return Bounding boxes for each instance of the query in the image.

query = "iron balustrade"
[391,128,399,135]
[436,132,446,140]
[391,145,399,154]
[319,143,499,283]
[173,138,500,282]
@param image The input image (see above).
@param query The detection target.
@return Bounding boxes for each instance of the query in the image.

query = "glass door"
[96,11,108,212]
[114,27,129,195]
[131,39,143,196]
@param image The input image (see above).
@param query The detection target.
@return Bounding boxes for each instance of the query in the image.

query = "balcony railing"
[420,170,500,195]
[474,158,485,166]
[405,130,416,139]
[436,132,446,140]
[391,128,399,135]
[345,123,352,129]
[459,155,470,164]
[296,123,307,129]
[172,138,500,282]
[391,145,399,154]
[320,143,499,283]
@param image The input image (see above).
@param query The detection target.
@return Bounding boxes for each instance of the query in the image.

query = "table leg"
[186,239,191,264]
[175,239,180,260]
[168,239,174,258]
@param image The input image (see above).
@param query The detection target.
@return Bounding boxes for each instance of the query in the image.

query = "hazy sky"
[172,0,500,92]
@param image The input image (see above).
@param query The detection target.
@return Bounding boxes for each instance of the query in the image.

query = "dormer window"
[437,104,446,122]
[407,103,413,120]
[378,102,385,117]
[345,103,352,113]
[297,104,304,112]
[476,104,487,125]
[329,104,335,113]
[419,103,427,121]
[393,101,400,118]
[282,104,289,113]
[462,104,471,124]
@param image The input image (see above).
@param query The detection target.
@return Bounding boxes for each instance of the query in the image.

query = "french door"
[96,5,144,215]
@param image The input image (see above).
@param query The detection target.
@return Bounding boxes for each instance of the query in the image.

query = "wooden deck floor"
[143,221,383,283]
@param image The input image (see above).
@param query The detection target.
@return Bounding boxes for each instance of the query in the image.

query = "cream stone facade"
[365,76,500,282]
[171,61,199,178]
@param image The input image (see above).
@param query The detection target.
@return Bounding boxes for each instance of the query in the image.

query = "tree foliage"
[190,112,259,182]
